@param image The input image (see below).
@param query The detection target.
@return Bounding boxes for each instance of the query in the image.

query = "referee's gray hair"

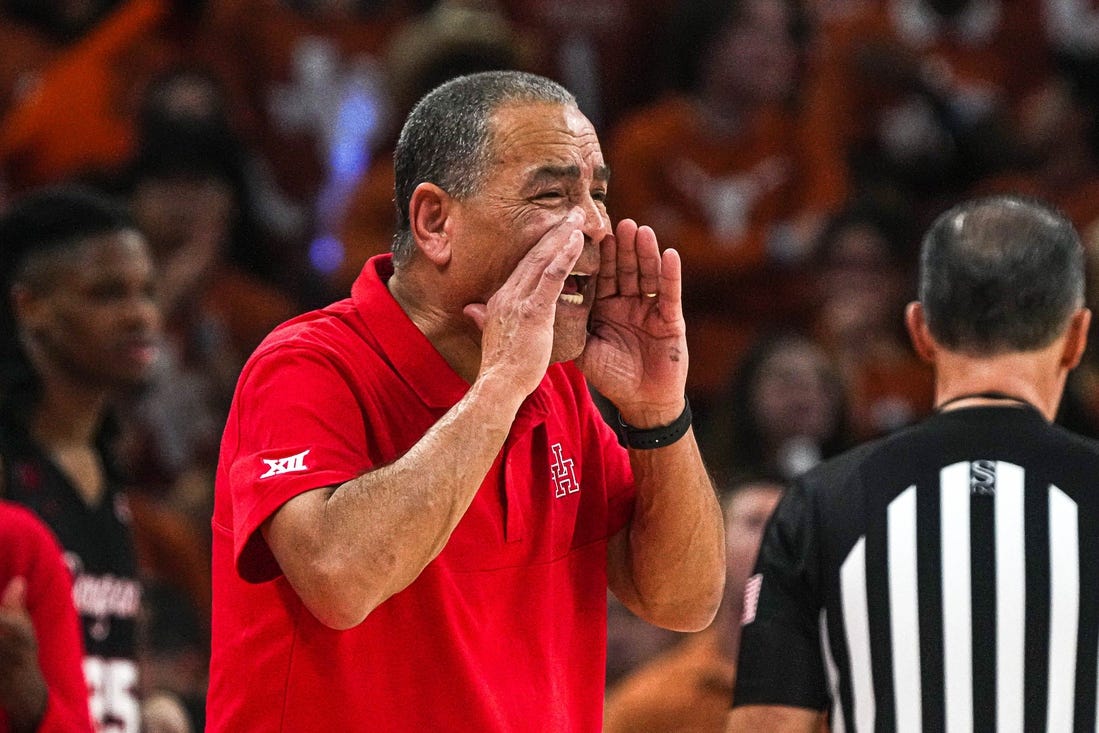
[919,195,1085,354]
[390,71,575,267]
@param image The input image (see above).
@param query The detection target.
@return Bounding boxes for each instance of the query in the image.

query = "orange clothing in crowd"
[844,349,935,440]
[604,626,830,733]
[603,627,735,733]
[128,492,212,621]
[801,0,1050,181]
[607,95,841,402]
[0,0,180,190]
[607,96,845,281]
[201,265,301,357]
[200,0,412,207]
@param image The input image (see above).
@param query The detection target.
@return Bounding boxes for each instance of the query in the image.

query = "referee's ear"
[1061,307,1091,370]
[905,301,936,363]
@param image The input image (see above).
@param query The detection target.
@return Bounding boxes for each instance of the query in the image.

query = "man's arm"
[262,375,527,629]
[725,705,825,733]
[262,217,587,630]
[606,424,724,630]
[581,220,725,631]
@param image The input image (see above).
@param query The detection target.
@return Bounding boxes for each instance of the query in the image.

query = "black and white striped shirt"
[733,404,1099,732]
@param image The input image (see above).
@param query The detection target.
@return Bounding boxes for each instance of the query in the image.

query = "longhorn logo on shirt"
[550,443,579,498]
[260,449,311,479]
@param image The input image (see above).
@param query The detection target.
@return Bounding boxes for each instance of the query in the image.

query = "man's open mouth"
[559,272,591,305]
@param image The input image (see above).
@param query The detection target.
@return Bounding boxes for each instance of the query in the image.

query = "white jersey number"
[84,657,140,733]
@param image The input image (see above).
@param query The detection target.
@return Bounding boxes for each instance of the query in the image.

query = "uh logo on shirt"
[550,442,579,498]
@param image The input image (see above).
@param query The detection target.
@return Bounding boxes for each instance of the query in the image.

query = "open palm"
[577,220,688,418]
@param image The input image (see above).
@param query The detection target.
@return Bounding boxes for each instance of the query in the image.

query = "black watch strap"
[618,399,692,450]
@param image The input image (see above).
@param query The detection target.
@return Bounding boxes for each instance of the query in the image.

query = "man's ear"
[905,301,936,363]
[1061,307,1091,370]
[408,182,454,267]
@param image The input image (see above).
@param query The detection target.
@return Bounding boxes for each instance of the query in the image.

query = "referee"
[727,195,1099,732]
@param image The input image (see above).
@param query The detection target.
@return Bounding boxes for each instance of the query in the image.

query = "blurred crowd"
[2,0,1099,729]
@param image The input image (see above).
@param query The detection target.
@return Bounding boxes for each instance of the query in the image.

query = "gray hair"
[919,195,1085,354]
[390,70,575,266]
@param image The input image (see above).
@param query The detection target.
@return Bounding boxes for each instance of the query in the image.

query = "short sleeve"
[226,347,371,582]
[732,481,830,710]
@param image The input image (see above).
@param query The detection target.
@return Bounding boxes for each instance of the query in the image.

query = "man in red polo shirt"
[208,70,726,732]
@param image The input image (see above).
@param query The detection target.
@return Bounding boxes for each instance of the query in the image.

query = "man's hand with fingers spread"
[578,218,689,427]
[0,577,48,733]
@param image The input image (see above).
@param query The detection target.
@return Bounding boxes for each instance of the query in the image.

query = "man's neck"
[31,381,105,450]
[932,348,1067,421]
[387,269,482,384]
[29,378,108,508]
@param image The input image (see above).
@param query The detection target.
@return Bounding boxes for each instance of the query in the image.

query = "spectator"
[198,0,415,234]
[608,0,843,275]
[114,77,300,534]
[0,0,200,192]
[133,65,314,301]
[809,203,934,439]
[801,0,1051,222]
[335,0,524,292]
[604,477,784,732]
[973,64,1099,238]
[701,332,852,487]
[498,0,671,130]
[968,65,1099,438]
[606,0,844,404]
[0,185,169,733]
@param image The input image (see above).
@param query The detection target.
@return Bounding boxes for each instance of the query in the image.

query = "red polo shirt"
[208,255,636,732]
[0,503,93,733]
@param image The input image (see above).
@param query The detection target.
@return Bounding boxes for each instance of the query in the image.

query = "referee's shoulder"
[1047,419,1099,457]
[794,421,927,501]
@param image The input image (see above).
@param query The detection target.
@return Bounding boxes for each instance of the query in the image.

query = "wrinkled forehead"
[487,101,607,175]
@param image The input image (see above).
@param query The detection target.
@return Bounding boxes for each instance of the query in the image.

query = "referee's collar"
[934,401,1047,423]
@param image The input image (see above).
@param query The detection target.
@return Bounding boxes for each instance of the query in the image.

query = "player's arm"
[725,705,825,732]
[261,210,587,630]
